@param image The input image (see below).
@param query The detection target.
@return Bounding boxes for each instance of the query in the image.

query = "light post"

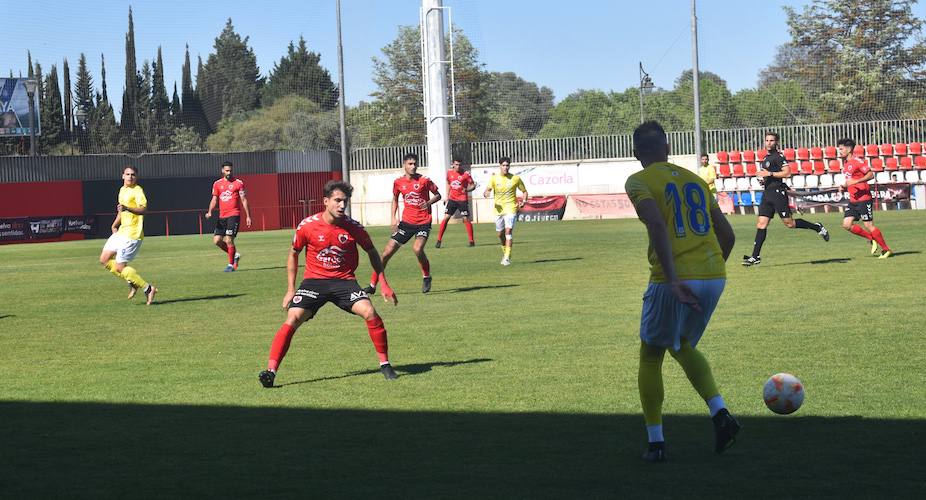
[638,63,654,124]
[72,105,87,154]
[23,78,38,156]
[298,199,307,220]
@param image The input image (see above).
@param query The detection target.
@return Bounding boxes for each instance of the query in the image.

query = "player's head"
[122,165,138,186]
[403,153,419,175]
[765,132,780,151]
[323,180,353,220]
[700,153,709,166]
[837,138,856,159]
[451,158,463,172]
[221,161,234,179]
[632,121,669,165]
[499,156,511,175]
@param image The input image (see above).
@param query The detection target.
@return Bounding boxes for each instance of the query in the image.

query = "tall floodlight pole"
[639,63,654,124]
[336,0,350,213]
[422,0,452,221]
[691,0,703,162]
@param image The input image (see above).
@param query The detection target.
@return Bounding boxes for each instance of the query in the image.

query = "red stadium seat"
[783,148,796,161]
[718,163,732,177]
[756,150,768,162]
[894,143,908,156]
[800,161,813,174]
[915,156,926,169]
[828,159,842,173]
[899,157,913,170]
[853,145,865,157]
[909,142,923,156]
[823,146,837,159]
[743,150,756,162]
[885,157,899,171]
[879,143,894,156]
[870,158,884,171]
[812,161,826,175]
[810,147,823,160]
[745,162,758,176]
[732,163,745,177]
[865,144,879,157]
[716,151,729,163]
[729,151,742,163]
[797,147,810,161]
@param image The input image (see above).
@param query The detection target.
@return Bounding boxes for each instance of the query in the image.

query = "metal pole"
[639,62,645,125]
[27,92,37,157]
[691,0,703,161]
[422,0,451,221]
[336,0,351,211]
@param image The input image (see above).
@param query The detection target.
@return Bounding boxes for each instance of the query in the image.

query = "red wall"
[237,174,281,231]
[0,181,85,243]
[277,172,341,229]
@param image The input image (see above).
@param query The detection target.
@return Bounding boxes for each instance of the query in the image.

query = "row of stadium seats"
[715,169,923,193]
[714,142,926,178]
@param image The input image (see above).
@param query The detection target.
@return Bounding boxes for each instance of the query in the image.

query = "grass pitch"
[1,211,924,497]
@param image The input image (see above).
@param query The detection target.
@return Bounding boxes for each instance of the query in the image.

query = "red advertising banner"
[517,195,567,222]
[572,193,637,217]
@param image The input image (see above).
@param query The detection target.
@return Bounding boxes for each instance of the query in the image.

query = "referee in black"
[743,132,829,266]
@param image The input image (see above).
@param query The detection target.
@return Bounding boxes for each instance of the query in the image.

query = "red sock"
[420,258,430,278]
[369,271,379,288]
[268,323,297,372]
[870,228,889,251]
[849,225,872,240]
[437,219,448,241]
[227,245,236,265]
[366,316,389,363]
[464,219,474,243]
[217,240,228,252]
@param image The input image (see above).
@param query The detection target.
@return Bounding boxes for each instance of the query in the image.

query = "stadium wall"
[0,180,86,243]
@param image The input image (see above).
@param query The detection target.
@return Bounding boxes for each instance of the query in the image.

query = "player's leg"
[500,216,515,265]
[495,215,505,250]
[862,204,890,256]
[436,205,453,247]
[782,198,828,239]
[367,239,401,293]
[116,240,156,305]
[223,217,241,271]
[350,298,396,379]
[213,219,229,257]
[412,235,432,293]
[463,216,475,246]
[842,206,872,242]
[744,213,771,266]
[639,341,667,461]
[261,285,319,387]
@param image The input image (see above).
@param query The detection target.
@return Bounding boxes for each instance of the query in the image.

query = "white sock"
[646,424,664,443]
[707,395,726,417]
[379,361,390,366]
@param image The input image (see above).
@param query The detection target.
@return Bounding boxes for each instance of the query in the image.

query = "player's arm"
[111,211,121,233]
[845,171,873,187]
[517,180,529,209]
[390,192,400,232]
[635,198,701,311]
[205,195,218,219]
[483,177,494,198]
[424,182,441,208]
[240,191,252,227]
[710,207,735,261]
[465,175,476,192]
[281,248,300,310]
[121,204,147,216]
[363,243,397,306]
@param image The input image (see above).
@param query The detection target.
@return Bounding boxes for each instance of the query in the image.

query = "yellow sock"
[120,266,148,290]
[104,259,123,278]
[638,342,666,426]
[668,340,720,401]
[504,246,511,258]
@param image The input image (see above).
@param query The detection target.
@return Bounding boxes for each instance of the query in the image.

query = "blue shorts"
[639,279,726,351]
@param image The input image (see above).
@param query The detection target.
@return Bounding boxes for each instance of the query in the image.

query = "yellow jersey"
[698,164,717,195]
[487,174,527,215]
[625,162,725,283]
[118,185,147,240]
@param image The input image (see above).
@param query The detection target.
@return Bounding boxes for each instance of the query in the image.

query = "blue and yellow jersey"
[487,174,527,216]
[625,162,725,283]
[118,185,147,240]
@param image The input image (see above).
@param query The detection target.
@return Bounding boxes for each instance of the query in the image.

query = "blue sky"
[7,0,923,110]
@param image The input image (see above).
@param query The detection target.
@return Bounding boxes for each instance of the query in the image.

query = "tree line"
[4,0,925,156]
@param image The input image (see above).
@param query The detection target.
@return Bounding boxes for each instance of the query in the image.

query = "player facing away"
[743,132,829,266]
[435,158,476,248]
[205,161,252,272]
[364,153,441,294]
[837,138,892,258]
[98,165,157,305]
[483,156,528,266]
[258,180,399,388]
[625,121,739,462]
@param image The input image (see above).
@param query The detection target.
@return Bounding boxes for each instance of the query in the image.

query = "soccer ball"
[763,373,805,415]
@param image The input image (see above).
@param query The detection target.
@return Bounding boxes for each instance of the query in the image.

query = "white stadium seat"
[749,177,763,190]
[736,177,751,191]
[804,175,819,188]
[833,173,846,186]
[876,172,892,184]
[723,178,737,191]
[904,170,921,183]
[818,174,834,187]
[791,175,806,188]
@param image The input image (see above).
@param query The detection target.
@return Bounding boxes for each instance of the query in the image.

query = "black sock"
[752,228,767,258]
[794,219,821,231]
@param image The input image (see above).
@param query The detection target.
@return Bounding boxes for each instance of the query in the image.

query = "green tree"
[40,64,66,150]
[206,95,338,152]
[262,37,338,109]
[168,125,205,152]
[198,19,262,131]
[170,82,182,128]
[483,71,554,139]
[150,48,172,151]
[121,7,139,136]
[73,54,95,152]
[732,80,816,128]
[136,61,152,152]
[62,58,72,141]
[538,90,622,137]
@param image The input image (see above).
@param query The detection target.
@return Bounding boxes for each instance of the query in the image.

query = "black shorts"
[845,200,874,222]
[445,200,470,217]
[391,221,431,245]
[288,279,370,315]
[758,190,791,219]
[214,216,241,237]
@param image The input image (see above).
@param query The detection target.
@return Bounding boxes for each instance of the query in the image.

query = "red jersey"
[843,157,872,202]
[394,175,439,225]
[447,170,473,202]
[212,177,246,218]
[292,213,373,280]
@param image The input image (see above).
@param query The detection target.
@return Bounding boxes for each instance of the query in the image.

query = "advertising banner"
[470,164,579,196]
[517,195,567,222]
[572,193,637,217]
[789,183,911,210]
[0,216,94,242]
[0,78,41,137]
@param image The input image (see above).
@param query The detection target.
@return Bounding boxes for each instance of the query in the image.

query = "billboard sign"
[0,78,41,137]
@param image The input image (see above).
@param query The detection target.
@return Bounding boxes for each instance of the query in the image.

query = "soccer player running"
[743,132,829,266]
[205,161,252,272]
[836,138,892,258]
[625,121,738,463]
[435,158,476,248]
[258,180,399,388]
[364,153,441,294]
[98,165,157,305]
[483,156,528,266]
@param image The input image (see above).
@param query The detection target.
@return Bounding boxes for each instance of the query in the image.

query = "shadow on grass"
[886,250,921,258]
[527,257,583,264]
[278,358,493,386]
[233,266,287,272]
[150,293,246,306]
[767,257,853,267]
[0,314,13,320]
[430,284,519,294]
[2,401,923,497]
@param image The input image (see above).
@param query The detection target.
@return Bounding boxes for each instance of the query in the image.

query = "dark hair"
[701,153,709,159]
[452,158,463,164]
[499,156,511,165]
[632,121,668,156]
[403,153,419,163]
[323,180,353,198]
[837,138,856,149]
[222,161,234,168]
[123,165,137,174]
[765,131,780,141]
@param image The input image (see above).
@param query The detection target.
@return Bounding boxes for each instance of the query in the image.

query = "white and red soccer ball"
[763,373,805,415]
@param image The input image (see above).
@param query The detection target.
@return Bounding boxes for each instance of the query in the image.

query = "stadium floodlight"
[23,78,38,156]
[638,63,655,124]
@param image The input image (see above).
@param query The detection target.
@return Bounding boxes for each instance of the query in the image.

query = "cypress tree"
[170,82,182,127]
[263,37,338,110]
[137,61,152,151]
[41,64,65,149]
[121,6,138,136]
[151,47,171,150]
[199,19,262,130]
[74,54,95,152]
[62,59,72,138]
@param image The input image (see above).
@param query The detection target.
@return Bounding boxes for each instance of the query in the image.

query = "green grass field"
[1,211,924,497]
